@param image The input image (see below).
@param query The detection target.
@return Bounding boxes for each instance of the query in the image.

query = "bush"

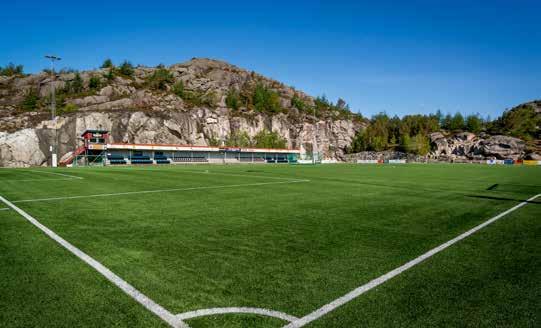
[225,89,240,110]
[253,130,287,149]
[146,68,173,91]
[226,131,251,147]
[21,89,39,111]
[71,73,84,93]
[103,69,115,81]
[253,83,281,113]
[207,136,220,146]
[118,60,134,77]
[101,59,114,69]
[88,76,101,90]
[180,88,217,108]
[291,95,306,111]
[0,63,24,76]
[172,81,185,97]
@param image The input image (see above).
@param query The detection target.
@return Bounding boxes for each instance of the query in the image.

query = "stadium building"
[63,130,301,166]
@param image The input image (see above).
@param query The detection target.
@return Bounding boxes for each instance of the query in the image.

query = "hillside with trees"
[348,102,540,156]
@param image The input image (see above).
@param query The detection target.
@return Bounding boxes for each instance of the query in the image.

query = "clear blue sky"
[1,0,540,119]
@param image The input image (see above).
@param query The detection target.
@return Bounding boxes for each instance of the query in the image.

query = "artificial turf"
[0,164,539,327]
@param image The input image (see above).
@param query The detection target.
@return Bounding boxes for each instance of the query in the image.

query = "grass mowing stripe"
[11,180,309,204]
[283,193,541,328]
[0,195,187,328]
[27,170,84,179]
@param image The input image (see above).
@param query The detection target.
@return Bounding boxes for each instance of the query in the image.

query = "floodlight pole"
[313,108,316,164]
[45,55,61,167]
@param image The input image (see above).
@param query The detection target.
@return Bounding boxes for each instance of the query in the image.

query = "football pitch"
[0,164,539,328]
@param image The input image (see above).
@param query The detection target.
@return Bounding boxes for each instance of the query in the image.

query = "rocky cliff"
[0,58,362,167]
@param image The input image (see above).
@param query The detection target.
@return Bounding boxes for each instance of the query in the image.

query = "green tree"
[414,133,430,155]
[118,60,134,76]
[449,112,465,131]
[492,104,540,140]
[21,89,39,111]
[226,131,251,147]
[291,95,306,111]
[348,129,369,153]
[101,59,114,69]
[71,73,84,93]
[253,83,281,113]
[103,69,115,81]
[88,76,101,90]
[253,130,287,148]
[146,68,173,91]
[441,114,452,130]
[0,63,24,76]
[465,114,482,133]
[225,89,240,110]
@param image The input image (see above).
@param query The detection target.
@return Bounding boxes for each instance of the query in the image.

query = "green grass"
[0,164,539,327]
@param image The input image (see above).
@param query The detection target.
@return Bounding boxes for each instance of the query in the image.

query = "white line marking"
[28,170,84,180]
[0,195,188,328]
[11,180,310,204]
[283,193,541,328]
[176,307,299,322]
[2,177,81,182]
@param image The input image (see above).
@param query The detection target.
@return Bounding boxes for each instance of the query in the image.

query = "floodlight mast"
[45,55,61,167]
[313,105,318,164]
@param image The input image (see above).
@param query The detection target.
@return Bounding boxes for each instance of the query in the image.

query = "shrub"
[118,60,134,76]
[172,81,185,97]
[101,59,114,69]
[88,76,101,90]
[226,131,251,147]
[146,68,174,91]
[253,130,286,149]
[207,136,220,146]
[71,73,84,93]
[291,95,306,111]
[225,89,240,110]
[182,90,217,108]
[58,67,77,74]
[253,83,281,113]
[21,89,39,111]
[103,69,115,81]
[0,63,24,76]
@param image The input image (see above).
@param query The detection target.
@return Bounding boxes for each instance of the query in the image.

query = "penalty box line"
[283,193,541,328]
[0,195,188,328]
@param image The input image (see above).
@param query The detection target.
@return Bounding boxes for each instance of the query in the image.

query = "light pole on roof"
[45,55,61,167]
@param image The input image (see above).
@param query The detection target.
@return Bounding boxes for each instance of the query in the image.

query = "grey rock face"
[0,129,46,167]
[0,109,360,167]
[429,133,526,160]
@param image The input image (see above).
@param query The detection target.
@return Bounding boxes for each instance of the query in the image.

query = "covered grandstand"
[64,130,301,166]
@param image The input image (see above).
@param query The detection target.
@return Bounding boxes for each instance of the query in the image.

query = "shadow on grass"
[465,194,541,204]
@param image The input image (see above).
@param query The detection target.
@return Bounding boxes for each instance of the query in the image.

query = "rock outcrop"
[0,109,359,167]
[429,132,526,160]
[0,58,363,167]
